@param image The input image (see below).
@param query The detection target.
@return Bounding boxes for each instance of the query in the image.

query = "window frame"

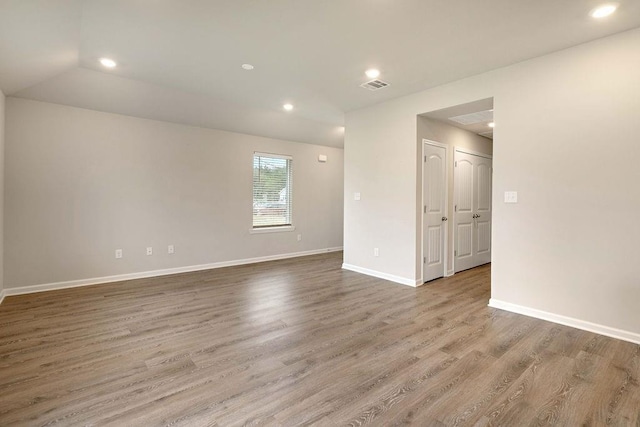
[251,152,295,233]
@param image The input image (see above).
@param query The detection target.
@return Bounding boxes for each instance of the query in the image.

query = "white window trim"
[253,152,293,161]
[249,225,296,234]
[252,152,294,231]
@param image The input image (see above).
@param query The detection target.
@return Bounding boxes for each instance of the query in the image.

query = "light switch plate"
[504,191,518,203]
[354,192,361,201]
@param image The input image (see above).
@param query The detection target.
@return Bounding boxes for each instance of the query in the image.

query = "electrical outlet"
[374,247,379,257]
[297,234,302,241]
[168,245,175,254]
[115,249,123,259]
[146,247,153,256]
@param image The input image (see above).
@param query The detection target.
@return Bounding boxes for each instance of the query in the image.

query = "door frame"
[452,147,493,274]
[421,139,450,283]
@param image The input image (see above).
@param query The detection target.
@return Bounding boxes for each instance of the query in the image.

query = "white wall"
[417,117,492,277]
[345,28,640,337]
[0,90,4,296]
[5,98,343,289]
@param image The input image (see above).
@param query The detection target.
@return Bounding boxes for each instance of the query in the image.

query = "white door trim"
[421,139,449,283]
[455,147,493,160]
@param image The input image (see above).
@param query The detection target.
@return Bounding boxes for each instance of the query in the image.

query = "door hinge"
[424,205,427,213]
[424,155,427,162]
[455,205,457,212]
[455,161,457,167]
[454,250,457,257]
[424,257,426,264]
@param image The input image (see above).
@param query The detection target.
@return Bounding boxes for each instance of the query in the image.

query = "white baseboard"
[342,263,420,287]
[445,269,454,277]
[489,298,640,345]
[0,289,5,305]
[3,247,343,298]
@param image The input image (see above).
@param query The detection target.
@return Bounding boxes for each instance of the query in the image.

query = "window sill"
[250,225,296,234]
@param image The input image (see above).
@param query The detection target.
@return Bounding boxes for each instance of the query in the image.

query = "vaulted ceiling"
[2,1,639,147]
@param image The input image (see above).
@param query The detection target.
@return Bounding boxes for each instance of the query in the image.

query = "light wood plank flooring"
[1,252,639,426]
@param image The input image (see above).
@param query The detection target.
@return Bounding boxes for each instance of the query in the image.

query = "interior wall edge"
[0,89,5,293]
[342,263,421,287]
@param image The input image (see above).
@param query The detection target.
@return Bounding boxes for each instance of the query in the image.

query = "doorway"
[418,98,494,282]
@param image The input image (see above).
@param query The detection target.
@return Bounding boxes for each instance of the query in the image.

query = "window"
[252,153,292,228]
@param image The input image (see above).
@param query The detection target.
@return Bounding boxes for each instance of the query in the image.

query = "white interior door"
[454,150,492,272]
[423,142,447,282]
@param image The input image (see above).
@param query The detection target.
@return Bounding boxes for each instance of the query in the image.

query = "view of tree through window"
[253,153,292,228]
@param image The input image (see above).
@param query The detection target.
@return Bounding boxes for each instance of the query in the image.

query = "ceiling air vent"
[360,79,390,91]
[449,109,493,125]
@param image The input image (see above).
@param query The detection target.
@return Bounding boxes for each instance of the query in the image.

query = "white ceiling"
[2,1,640,147]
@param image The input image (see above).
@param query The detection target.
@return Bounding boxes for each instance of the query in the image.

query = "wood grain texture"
[0,252,638,426]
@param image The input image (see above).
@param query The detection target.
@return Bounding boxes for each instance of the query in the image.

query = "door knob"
[442,216,448,222]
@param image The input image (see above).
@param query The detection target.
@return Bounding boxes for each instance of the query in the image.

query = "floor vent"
[360,79,390,91]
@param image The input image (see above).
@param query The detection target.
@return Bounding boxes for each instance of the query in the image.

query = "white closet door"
[454,151,492,272]
[423,143,447,282]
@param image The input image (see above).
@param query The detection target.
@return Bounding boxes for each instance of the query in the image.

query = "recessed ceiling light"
[241,63,254,70]
[488,122,495,128]
[365,69,380,79]
[99,58,117,68]
[283,103,294,111]
[590,3,618,18]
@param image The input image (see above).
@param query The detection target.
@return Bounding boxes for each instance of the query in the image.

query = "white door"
[423,142,447,282]
[454,150,492,272]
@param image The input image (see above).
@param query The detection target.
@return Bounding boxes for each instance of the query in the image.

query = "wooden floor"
[0,252,638,426]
